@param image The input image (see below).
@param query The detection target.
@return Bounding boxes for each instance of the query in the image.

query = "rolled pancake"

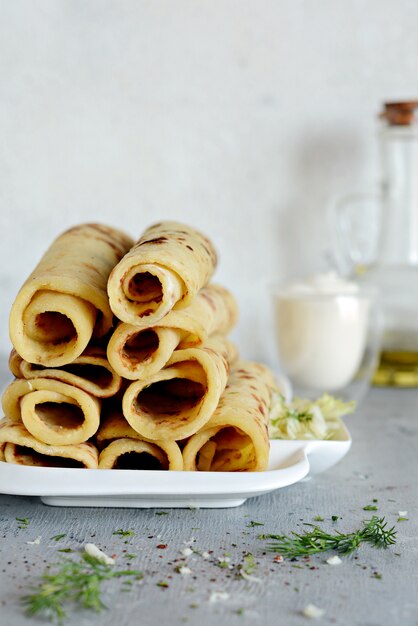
[107,284,238,379]
[122,336,236,441]
[182,361,277,472]
[107,221,217,326]
[0,419,98,468]
[2,378,101,446]
[9,223,133,367]
[9,346,122,398]
[97,411,183,470]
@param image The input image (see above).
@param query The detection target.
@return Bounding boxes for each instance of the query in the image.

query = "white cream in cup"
[274,273,373,391]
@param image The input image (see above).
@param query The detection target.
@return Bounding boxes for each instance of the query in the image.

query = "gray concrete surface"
[0,387,417,626]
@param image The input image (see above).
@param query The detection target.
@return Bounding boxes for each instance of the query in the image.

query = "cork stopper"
[381,101,418,126]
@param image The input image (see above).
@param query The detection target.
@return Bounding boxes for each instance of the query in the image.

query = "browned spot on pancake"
[137,236,169,246]
[83,263,101,274]
[89,223,113,235]
[90,234,122,255]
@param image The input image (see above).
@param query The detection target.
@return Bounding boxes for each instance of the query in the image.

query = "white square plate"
[0,419,351,508]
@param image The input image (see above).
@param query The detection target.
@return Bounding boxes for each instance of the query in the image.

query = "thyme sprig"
[266,517,396,558]
[22,552,142,623]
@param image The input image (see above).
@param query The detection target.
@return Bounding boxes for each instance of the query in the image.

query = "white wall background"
[1,0,417,368]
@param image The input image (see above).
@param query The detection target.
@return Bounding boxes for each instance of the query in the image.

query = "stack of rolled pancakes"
[1,222,277,472]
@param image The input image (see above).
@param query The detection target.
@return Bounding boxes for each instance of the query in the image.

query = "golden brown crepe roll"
[0,419,98,468]
[122,336,236,441]
[107,221,217,327]
[2,378,101,446]
[107,284,238,380]
[9,347,122,398]
[182,361,276,472]
[97,411,183,470]
[9,223,133,367]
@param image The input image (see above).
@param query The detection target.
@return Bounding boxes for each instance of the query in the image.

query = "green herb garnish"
[314,516,324,522]
[113,529,135,538]
[16,517,30,528]
[155,511,169,516]
[269,393,355,440]
[363,505,378,511]
[331,515,339,522]
[241,553,256,575]
[266,517,396,558]
[22,552,142,623]
[156,581,169,588]
[247,521,264,527]
[51,534,67,542]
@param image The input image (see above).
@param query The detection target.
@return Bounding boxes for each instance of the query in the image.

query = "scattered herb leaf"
[113,529,135,538]
[241,553,256,575]
[331,515,339,522]
[363,505,378,511]
[51,534,67,542]
[16,517,30,528]
[247,521,264,527]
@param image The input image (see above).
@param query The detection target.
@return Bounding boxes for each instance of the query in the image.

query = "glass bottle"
[332,100,418,386]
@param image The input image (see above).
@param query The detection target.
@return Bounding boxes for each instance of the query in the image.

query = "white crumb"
[398,511,408,517]
[326,555,342,565]
[201,551,211,559]
[26,536,41,545]
[181,547,193,557]
[178,565,191,575]
[302,604,324,619]
[84,543,115,565]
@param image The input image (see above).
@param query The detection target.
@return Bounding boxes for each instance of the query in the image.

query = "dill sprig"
[22,552,142,623]
[266,517,396,558]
